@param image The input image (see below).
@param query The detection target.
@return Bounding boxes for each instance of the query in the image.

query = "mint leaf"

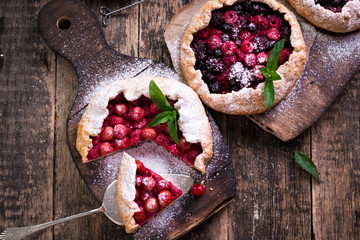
[149,80,175,111]
[268,70,281,81]
[267,39,285,71]
[167,110,179,145]
[147,111,172,127]
[264,78,274,109]
[259,67,271,79]
[294,151,320,182]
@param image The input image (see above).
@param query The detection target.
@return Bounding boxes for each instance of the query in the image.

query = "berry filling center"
[191,1,294,94]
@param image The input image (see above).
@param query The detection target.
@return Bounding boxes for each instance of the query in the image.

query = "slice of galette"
[180,0,307,115]
[116,152,183,233]
[288,0,360,33]
[76,76,213,173]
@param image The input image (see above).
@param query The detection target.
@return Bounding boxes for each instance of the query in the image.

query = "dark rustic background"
[0,0,359,239]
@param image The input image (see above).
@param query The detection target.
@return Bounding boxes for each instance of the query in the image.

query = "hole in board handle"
[57,16,71,30]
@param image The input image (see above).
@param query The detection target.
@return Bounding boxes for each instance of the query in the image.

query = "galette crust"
[180,0,307,115]
[76,76,213,173]
[116,152,140,233]
[288,0,360,33]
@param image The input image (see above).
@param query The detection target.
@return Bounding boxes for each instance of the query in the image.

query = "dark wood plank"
[0,1,55,239]
[311,68,360,239]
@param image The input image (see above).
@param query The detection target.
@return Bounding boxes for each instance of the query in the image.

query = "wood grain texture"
[311,68,360,239]
[0,1,55,239]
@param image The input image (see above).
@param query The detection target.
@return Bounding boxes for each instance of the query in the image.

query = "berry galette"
[180,0,307,115]
[288,0,360,33]
[76,76,213,173]
[116,152,183,233]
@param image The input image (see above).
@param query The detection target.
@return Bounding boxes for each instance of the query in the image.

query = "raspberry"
[267,28,280,41]
[191,184,205,197]
[253,65,265,80]
[240,40,253,53]
[207,35,223,50]
[256,52,268,65]
[224,11,238,25]
[239,31,254,41]
[278,47,292,64]
[236,49,246,62]
[253,15,268,29]
[244,53,257,68]
[195,26,210,39]
[206,57,225,74]
[209,27,223,36]
[221,41,237,56]
[222,55,237,66]
[268,16,281,28]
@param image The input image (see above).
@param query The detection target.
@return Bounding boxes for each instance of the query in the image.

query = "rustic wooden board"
[164,0,360,142]
[37,0,236,239]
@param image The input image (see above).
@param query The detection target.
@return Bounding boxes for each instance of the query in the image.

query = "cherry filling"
[86,94,203,166]
[315,0,352,13]
[191,1,294,94]
[133,160,182,225]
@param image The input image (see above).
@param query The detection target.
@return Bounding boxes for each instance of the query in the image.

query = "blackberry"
[231,84,242,92]
[241,1,252,14]
[247,22,257,32]
[233,4,243,15]
[195,59,206,70]
[232,32,239,40]
[209,81,223,93]
[210,10,224,28]
[207,49,214,56]
[235,39,242,47]
[279,25,291,40]
[250,3,270,16]
[221,34,230,43]
[223,24,232,31]
[206,57,225,74]
[191,39,208,60]
[227,62,244,85]
[252,36,269,53]
[201,69,217,83]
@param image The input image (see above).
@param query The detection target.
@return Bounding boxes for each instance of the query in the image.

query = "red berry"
[186,147,201,162]
[236,49,246,62]
[111,93,123,103]
[168,144,181,156]
[107,105,114,115]
[207,35,223,50]
[221,41,237,56]
[113,137,129,150]
[92,135,100,146]
[179,137,191,150]
[153,133,170,148]
[209,27,223,36]
[133,118,149,129]
[124,121,134,134]
[278,47,292,64]
[135,160,147,174]
[142,177,156,192]
[135,189,140,200]
[99,142,114,156]
[129,129,143,146]
[224,11,238,25]
[114,103,128,116]
[100,126,115,142]
[134,206,147,223]
[135,176,143,188]
[267,28,280,41]
[145,198,159,213]
[131,107,145,122]
[109,115,125,127]
[252,15,268,29]
[140,192,153,203]
[87,148,100,160]
[129,98,142,106]
[216,69,229,82]
[256,52,268,65]
[240,40,253,53]
[222,55,237,66]
[191,184,205,197]
[239,31,254,41]
[157,179,172,191]
[244,53,257,68]
[253,65,265,80]
[149,103,161,115]
[268,16,281,28]
[113,124,127,139]
[158,190,174,208]
[142,127,157,139]
[162,122,170,134]
[195,26,210,39]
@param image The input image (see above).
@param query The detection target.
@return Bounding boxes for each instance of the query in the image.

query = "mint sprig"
[294,151,320,182]
[259,39,285,109]
[147,80,179,145]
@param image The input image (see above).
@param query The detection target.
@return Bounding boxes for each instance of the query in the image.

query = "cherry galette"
[180,0,307,115]
[116,152,183,233]
[76,76,213,173]
[289,0,360,32]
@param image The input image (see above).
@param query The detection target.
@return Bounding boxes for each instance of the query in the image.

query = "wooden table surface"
[0,0,359,239]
